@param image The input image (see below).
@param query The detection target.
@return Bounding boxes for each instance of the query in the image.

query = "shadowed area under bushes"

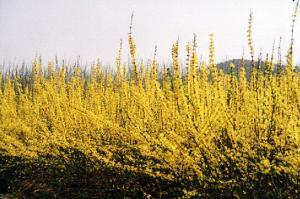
[1,147,299,198]
[0,148,184,198]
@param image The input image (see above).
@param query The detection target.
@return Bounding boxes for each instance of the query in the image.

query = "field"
[0,11,300,199]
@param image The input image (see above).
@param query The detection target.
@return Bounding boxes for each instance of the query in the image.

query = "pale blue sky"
[0,0,299,66]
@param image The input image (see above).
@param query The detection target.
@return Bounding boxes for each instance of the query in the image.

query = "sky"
[0,0,299,67]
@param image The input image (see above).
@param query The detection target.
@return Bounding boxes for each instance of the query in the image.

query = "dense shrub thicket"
[0,11,299,199]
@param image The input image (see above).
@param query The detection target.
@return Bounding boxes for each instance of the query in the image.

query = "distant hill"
[216,59,296,77]
[217,59,252,75]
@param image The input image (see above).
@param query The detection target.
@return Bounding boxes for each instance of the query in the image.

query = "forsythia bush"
[0,26,300,198]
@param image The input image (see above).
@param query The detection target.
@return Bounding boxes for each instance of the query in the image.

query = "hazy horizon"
[0,0,299,66]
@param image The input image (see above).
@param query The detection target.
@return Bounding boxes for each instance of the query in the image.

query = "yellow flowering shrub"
[0,14,300,199]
